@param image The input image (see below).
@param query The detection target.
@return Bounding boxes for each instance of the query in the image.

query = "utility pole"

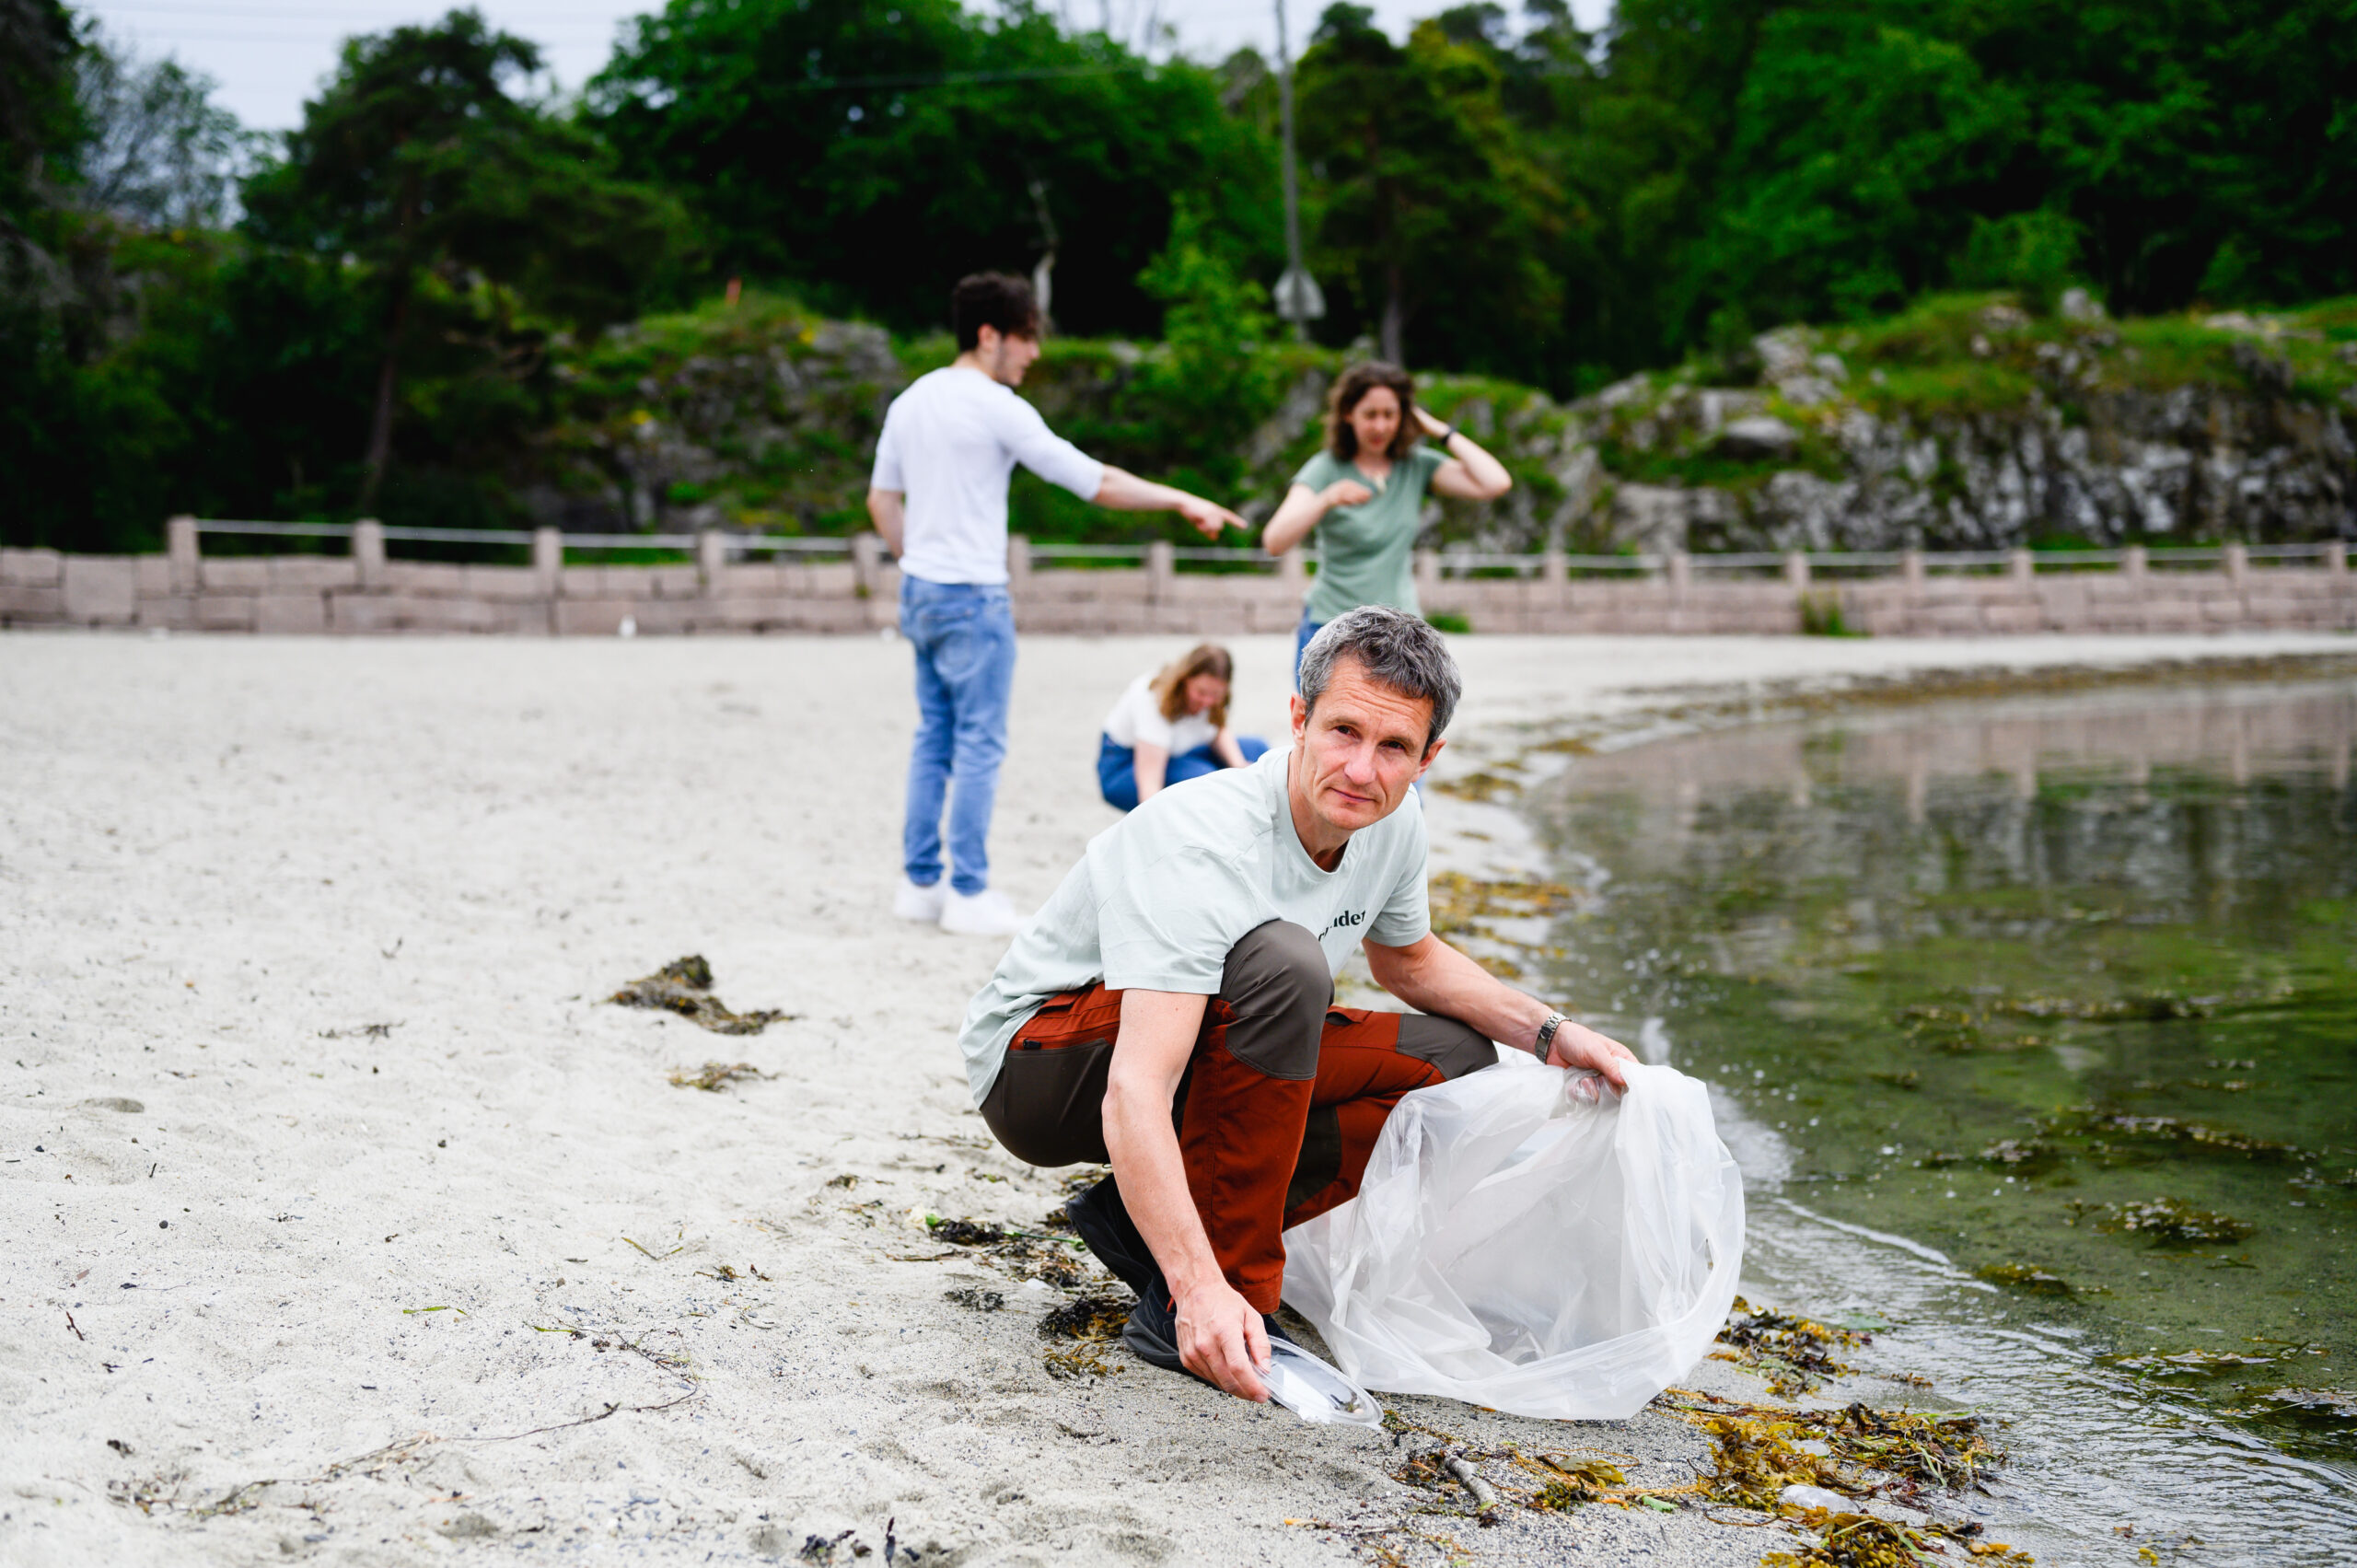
[1271,0,1323,343]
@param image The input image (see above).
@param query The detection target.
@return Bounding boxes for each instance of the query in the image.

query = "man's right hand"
[1175,1275,1271,1401]
[1178,494,1248,540]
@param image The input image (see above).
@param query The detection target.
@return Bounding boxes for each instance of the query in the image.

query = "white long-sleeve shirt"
[869,366,1105,586]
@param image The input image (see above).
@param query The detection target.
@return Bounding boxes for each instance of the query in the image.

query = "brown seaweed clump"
[925,1217,1008,1247]
[1038,1291,1134,1379]
[1519,1456,1627,1511]
[1764,1508,2033,1568]
[2079,1197,2256,1245]
[610,955,790,1035]
[1714,1295,1870,1397]
[668,1061,769,1091]
[1973,1262,2073,1295]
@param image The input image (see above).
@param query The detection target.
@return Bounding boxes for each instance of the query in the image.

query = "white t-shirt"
[958,746,1432,1105]
[1102,672,1220,756]
[869,366,1106,586]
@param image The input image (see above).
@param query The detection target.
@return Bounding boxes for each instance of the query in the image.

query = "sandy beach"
[5,626,2349,1568]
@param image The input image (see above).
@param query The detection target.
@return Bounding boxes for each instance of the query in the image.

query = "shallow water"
[1525,679,2357,1565]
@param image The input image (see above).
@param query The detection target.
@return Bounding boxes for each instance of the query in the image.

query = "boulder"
[1719,416,1801,459]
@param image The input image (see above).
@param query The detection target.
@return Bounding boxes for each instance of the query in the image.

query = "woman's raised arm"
[1417,408,1512,502]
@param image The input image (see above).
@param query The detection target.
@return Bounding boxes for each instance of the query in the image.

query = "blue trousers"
[1097,734,1270,812]
[900,578,1016,896]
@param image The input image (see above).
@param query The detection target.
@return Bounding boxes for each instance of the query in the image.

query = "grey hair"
[1298,606,1461,748]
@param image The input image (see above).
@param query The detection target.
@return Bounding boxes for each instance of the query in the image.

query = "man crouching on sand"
[958,606,1640,1400]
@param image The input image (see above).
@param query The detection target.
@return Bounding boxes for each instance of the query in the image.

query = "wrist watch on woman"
[1533,1010,1567,1060]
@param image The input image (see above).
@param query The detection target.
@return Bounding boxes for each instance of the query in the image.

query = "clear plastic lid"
[1261,1339,1384,1427]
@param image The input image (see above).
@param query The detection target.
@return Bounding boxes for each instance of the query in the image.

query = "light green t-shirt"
[1292,445,1447,623]
[958,745,1433,1107]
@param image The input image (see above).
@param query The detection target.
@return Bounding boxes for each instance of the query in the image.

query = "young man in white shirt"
[957,607,1641,1400]
[868,273,1246,936]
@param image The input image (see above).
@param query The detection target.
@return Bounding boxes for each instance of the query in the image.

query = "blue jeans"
[900,579,1016,896]
[1294,610,1323,689]
[1097,734,1270,812]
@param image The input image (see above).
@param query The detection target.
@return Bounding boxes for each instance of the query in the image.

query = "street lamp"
[1271,0,1323,343]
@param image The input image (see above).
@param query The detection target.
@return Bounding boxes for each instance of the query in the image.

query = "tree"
[1295,5,1560,372]
[243,8,689,508]
[586,0,1277,337]
[73,28,252,229]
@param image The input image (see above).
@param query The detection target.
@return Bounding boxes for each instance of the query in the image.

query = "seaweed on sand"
[923,1217,1007,1247]
[1713,1295,1870,1396]
[610,955,790,1035]
[1518,1455,1628,1511]
[668,1061,770,1091]
[1038,1291,1134,1379]
[1655,1384,2006,1505]
[1765,1507,2032,1568]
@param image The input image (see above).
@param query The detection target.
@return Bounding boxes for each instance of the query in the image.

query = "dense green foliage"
[2,0,2351,550]
[583,0,1277,338]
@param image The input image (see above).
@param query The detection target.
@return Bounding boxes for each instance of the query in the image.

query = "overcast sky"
[78,0,1613,134]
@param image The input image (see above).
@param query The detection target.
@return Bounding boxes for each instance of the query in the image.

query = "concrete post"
[1901,549,1925,592]
[1414,548,1439,595]
[1144,540,1176,605]
[532,528,563,598]
[1006,533,1032,588]
[850,532,883,599]
[2325,541,2348,578]
[1542,548,1568,586]
[353,518,386,591]
[2122,545,2148,580]
[1666,551,1690,597]
[167,515,200,593]
[1277,546,1306,590]
[1783,552,1810,589]
[697,528,726,592]
[2008,548,2036,587]
[2223,541,2247,585]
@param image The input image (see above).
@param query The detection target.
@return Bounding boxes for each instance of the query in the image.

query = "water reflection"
[1527,679,2357,1566]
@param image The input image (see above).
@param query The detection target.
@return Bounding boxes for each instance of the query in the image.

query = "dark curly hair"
[952,273,1041,351]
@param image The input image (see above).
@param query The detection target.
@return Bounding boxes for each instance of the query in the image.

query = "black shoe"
[1121,1281,1187,1374]
[1262,1313,1298,1349]
[1065,1175,1157,1298]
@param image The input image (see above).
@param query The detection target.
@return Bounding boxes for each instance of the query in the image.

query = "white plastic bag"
[1280,1057,1744,1420]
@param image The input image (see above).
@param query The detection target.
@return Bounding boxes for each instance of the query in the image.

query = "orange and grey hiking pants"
[979,919,1496,1313]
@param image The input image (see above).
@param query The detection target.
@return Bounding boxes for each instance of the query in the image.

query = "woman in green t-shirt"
[1261,361,1513,680]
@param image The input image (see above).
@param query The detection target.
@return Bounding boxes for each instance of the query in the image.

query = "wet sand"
[3,627,2347,1566]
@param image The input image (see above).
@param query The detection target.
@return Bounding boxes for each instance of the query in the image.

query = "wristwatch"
[1437,424,1460,443]
[1533,1010,1567,1060]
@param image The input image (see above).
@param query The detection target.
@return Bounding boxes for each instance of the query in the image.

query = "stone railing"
[2,517,2350,637]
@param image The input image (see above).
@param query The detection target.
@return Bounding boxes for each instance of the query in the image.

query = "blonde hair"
[1152,644,1233,728]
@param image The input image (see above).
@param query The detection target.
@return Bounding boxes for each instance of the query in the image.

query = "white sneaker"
[892,877,946,923]
[939,886,1024,937]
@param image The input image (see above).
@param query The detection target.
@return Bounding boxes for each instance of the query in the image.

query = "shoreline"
[4,630,2348,1566]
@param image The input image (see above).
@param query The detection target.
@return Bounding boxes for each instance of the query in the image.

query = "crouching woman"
[1097,643,1268,811]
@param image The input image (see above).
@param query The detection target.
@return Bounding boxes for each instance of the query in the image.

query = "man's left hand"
[1545,1018,1640,1088]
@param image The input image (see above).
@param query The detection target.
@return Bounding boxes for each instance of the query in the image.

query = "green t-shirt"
[1291,445,1446,623]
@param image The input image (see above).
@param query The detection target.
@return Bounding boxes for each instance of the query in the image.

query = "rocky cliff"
[519,290,2357,553]
[1573,296,2357,556]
